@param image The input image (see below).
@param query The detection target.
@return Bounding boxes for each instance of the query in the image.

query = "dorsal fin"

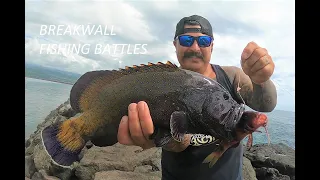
[70,61,179,112]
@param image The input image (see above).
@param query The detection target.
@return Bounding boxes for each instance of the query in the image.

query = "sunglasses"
[177,35,213,47]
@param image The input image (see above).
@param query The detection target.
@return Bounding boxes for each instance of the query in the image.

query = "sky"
[25,0,295,112]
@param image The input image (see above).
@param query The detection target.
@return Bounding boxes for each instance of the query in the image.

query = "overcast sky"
[25,0,295,112]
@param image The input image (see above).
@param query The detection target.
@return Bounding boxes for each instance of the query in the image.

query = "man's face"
[173,24,213,72]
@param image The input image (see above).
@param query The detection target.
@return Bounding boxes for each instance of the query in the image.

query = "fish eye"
[223,93,229,100]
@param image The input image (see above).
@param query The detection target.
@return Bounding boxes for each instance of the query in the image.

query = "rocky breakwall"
[25,99,295,180]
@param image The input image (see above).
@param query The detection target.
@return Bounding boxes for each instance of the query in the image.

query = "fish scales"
[40,61,270,169]
[95,70,189,113]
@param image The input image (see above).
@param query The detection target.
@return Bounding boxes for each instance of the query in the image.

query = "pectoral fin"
[151,128,172,147]
[170,111,188,142]
[151,128,190,152]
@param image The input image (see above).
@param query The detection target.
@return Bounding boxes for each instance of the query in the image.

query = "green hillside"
[25,63,82,85]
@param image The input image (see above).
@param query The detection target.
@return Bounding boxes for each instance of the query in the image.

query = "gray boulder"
[244,143,295,180]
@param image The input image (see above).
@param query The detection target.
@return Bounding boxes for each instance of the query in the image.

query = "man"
[117,15,277,180]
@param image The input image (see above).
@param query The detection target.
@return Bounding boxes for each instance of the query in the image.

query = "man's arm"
[222,66,277,112]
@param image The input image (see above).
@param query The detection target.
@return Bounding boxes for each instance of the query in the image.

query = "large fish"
[40,61,269,169]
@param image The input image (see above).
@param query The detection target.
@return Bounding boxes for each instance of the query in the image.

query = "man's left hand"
[240,41,275,84]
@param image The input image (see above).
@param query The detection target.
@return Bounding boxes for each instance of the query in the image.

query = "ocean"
[25,77,295,149]
[25,77,72,138]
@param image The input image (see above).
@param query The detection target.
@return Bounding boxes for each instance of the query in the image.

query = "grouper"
[40,61,269,169]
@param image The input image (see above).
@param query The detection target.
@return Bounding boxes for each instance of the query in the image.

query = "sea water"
[25,77,72,139]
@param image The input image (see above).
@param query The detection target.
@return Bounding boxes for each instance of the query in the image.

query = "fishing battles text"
[38,25,148,55]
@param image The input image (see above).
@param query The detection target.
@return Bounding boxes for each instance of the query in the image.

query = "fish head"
[205,91,246,121]
[234,111,268,141]
[202,89,246,139]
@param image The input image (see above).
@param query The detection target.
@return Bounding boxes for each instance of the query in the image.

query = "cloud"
[25,0,295,111]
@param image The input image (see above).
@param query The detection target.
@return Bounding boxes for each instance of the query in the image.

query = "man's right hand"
[117,101,156,149]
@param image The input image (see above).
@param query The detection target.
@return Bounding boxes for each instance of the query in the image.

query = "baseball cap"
[174,15,213,39]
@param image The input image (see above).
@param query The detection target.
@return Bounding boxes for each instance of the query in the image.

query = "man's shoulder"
[219,65,241,72]
[212,64,241,83]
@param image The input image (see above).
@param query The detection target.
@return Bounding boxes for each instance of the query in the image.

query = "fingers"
[250,55,272,73]
[137,101,154,139]
[243,48,268,67]
[241,42,268,75]
[241,41,275,84]
[118,101,155,149]
[118,116,134,145]
[241,41,259,60]
[250,60,274,83]
[128,103,145,146]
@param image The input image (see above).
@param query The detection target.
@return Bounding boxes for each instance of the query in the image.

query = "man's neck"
[202,64,216,79]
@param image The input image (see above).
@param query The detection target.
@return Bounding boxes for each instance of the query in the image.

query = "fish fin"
[151,128,172,147]
[90,123,118,147]
[70,70,121,112]
[170,111,188,142]
[70,61,178,112]
[151,128,192,152]
[41,117,87,168]
[156,136,172,147]
[203,151,221,168]
[203,141,233,168]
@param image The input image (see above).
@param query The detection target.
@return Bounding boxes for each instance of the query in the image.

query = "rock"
[31,169,61,180]
[25,155,36,178]
[26,99,295,180]
[57,103,76,118]
[32,143,74,180]
[26,139,31,148]
[94,171,161,180]
[25,100,79,180]
[74,144,161,180]
[33,144,53,172]
[242,157,257,180]
[244,143,295,179]
[25,100,72,157]
[134,165,153,173]
[255,167,291,180]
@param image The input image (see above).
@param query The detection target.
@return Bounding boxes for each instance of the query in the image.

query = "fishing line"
[235,66,294,98]
[272,79,294,97]
[237,68,246,106]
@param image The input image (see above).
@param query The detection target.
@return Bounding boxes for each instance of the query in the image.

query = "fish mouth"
[234,111,270,145]
[248,113,267,129]
[245,112,270,145]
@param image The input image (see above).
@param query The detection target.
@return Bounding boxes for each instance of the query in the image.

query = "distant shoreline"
[25,76,74,85]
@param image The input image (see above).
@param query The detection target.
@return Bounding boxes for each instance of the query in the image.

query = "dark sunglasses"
[177,35,213,47]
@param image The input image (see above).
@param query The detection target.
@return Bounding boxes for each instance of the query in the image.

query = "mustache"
[183,51,204,59]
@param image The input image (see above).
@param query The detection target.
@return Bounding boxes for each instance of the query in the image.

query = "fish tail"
[41,116,87,168]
